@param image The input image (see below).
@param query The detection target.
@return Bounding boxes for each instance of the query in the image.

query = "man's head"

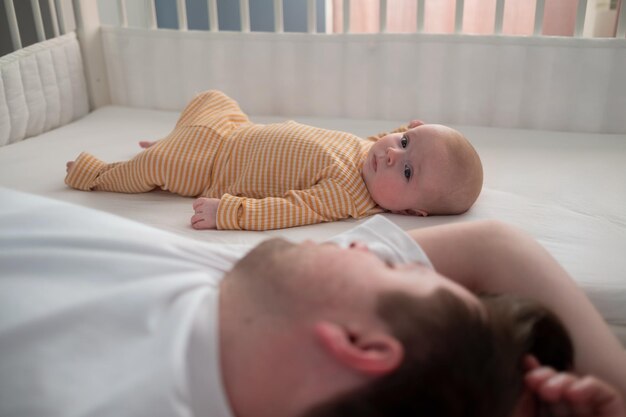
[303,293,574,417]
[219,239,572,417]
[362,123,483,216]
[218,238,484,417]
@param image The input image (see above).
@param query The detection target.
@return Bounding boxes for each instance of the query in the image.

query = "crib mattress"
[1,106,625,344]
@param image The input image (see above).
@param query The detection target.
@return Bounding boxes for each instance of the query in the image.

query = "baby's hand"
[191,198,220,229]
[139,141,157,149]
[408,119,424,129]
[524,356,625,417]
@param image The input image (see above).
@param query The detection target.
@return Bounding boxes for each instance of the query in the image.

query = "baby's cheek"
[371,179,402,208]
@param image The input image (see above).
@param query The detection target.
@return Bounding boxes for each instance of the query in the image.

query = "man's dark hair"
[302,290,573,417]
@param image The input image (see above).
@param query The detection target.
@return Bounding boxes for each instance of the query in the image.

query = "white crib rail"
[307,0,320,34]
[619,0,626,37]
[3,0,21,50]
[417,0,425,32]
[55,0,71,35]
[534,0,546,36]
[72,0,110,109]
[575,0,589,37]
[30,0,46,42]
[176,0,187,31]
[3,0,625,55]
[2,0,625,134]
[99,0,624,37]
[117,0,127,28]
[2,0,68,52]
[455,0,464,33]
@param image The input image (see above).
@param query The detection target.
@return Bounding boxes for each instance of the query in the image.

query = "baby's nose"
[386,147,401,165]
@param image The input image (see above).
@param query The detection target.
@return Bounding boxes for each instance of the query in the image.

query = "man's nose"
[386,147,401,165]
[349,241,369,252]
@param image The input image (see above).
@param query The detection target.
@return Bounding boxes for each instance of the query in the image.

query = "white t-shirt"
[0,188,431,417]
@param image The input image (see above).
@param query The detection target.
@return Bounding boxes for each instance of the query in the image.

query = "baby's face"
[362,125,452,215]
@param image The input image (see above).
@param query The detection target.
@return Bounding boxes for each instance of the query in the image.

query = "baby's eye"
[404,165,412,180]
[400,135,408,148]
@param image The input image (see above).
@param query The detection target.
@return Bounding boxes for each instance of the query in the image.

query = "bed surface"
[1,106,625,343]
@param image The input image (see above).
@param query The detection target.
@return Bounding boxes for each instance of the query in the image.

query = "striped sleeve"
[216,180,357,230]
[366,124,409,142]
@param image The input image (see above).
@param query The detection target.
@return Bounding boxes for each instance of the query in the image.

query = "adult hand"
[191,198,220,229]
[524,356,626,417]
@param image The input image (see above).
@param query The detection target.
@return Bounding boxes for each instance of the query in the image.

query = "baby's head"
[362,123,483,216]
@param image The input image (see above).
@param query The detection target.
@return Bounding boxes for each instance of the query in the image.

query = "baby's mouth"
[371,154,377,172]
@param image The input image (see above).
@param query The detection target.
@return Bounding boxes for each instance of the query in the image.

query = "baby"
[65,90,483,230]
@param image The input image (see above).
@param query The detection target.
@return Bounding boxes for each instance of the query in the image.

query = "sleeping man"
[65,89,483,230]
[0,188,624,417]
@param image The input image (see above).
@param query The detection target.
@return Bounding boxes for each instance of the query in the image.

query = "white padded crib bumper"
[0,33,89,147]
[101,27,626,134]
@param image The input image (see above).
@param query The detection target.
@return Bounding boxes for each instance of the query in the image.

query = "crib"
[0,0,625,345]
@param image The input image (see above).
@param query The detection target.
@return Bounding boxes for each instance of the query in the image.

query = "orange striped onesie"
[66,90,400,230]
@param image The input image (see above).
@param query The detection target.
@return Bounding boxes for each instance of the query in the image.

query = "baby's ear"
[398,209,428,217]
[392,209,428,217]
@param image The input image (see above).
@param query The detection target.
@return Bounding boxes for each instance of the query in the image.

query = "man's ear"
[314,321,403,376]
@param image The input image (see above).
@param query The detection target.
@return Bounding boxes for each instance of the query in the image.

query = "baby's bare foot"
[139,141,157,149]
[66,161,74,174]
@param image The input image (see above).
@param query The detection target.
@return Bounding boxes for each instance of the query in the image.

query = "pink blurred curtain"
[333,0,577,36]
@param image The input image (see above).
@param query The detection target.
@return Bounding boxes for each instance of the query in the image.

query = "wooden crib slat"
[47,0,59,36]
[176,0,187,30]
[534,0,545,36]
[55,0,66,34]
[4,0,22,49]
[343,0,350,33]
[574,0,587,37]
[117,0,128,28]
[417,0,425,33]
[494,0,505,34]
[618,0,626,38]
[240,0,250,32]
[379,0,387,33]
[307,0,316,33]
[32,0,626,41]
[31,0,46,41]
[73,0,111,108]
[208,0,218,31]
[148,0,157,29]
[455,0,464,33]
[274,0,284,33]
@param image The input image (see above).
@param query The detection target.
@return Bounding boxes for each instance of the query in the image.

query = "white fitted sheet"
[0,106,624,344]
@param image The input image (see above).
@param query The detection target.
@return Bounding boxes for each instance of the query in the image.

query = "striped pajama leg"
[65,90,250,196]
